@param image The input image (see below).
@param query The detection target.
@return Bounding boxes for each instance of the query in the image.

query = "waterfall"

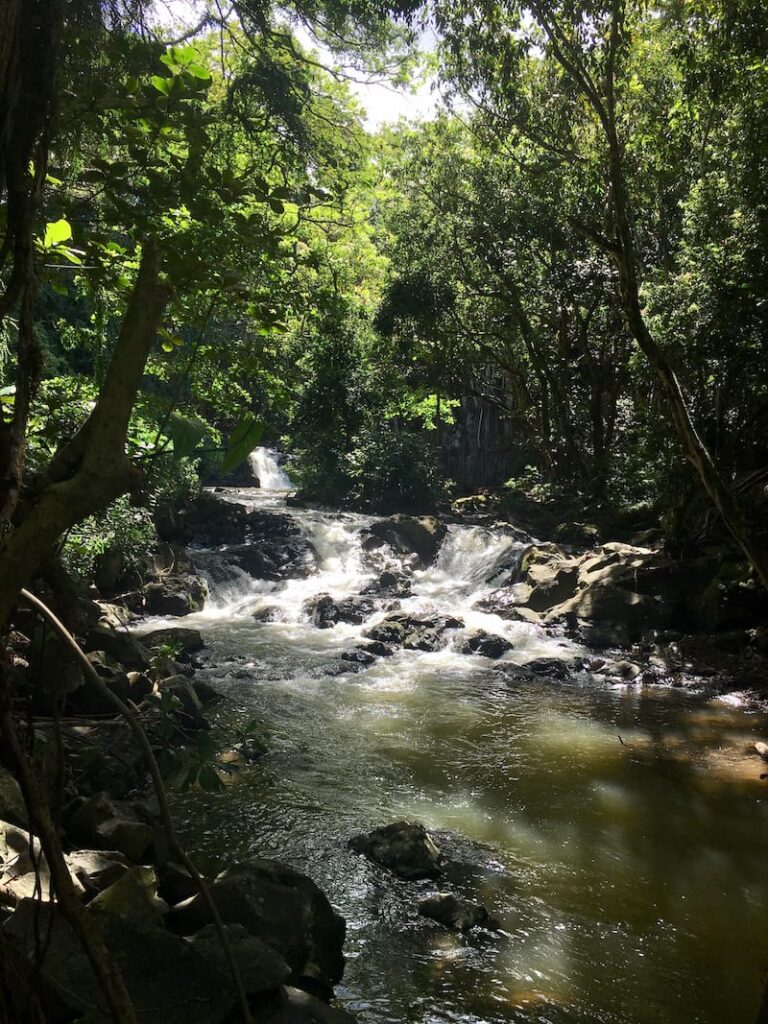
[414,525,526,598]
[248,446,293,490]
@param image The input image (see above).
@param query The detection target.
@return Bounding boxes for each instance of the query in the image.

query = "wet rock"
[158,491,250,546]
[363,614,462,653]
[366,515,447,565]
[225,540,315,582]
[518,657,572,680]
[336,596,376,624]
[341,649,376,667]
[348,821,443,880]
[252,986,358,1024]
[141,576,208,617]
[3,898,234,1024]
[608,660,642,680]
[755,741,768,762]
[137,626,205,655]
[192,678,224,705]
[304,594,340,629]
[476,586,532,616]
[418,893,498,931]
[190,923,291,995]
[0,768,26,827]
[362,569,413,598]
[461,630,513,659]
[153,674,210,732]
[358,640,396,658]
[253,605,284,622]
[167,858,346,998]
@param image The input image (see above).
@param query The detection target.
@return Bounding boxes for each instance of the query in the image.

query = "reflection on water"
[155,489,768,1024]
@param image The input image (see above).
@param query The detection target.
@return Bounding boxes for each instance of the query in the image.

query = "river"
[146,450,768,1024]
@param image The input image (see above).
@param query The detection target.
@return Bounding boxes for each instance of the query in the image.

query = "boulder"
[367,515,447,565]
[167,858,346,997]
[553,522,601,547]
[3,899,234,1024]
[461,631,513,659]
[61,721,147,798]
[418,893,498,931]
[518,657,572,680]
[304,594,339,629]
[158,491,250,546]
[335,596,375,624]
[89,866,168,924]
[348,821,443,880]
[0,768,26,827]
[362,569,412,598]
[66,793,154,862]
[158,861,200,906]
[141,576,208,617]
[362,614,462,653]
[253,605,285,623]
[84,622,150,671]
[358,640,395,658]
[252,986,358,1024]
[190,923,291,995]
[64,849,130,898]
[136,627,205,655]
[341,649,376,667]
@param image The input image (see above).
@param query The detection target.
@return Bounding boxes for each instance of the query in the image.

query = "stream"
[143,450,768,1024]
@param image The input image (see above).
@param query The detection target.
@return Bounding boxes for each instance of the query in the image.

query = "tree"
[431,0,768,582]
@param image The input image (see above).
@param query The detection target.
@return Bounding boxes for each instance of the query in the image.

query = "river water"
[149,451,768,1024]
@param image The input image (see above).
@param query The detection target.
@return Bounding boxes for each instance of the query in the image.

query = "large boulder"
[0,768,26,827]
[366,515,447,565]
[348,821,443,880]
[136,626,205,655]
[3,899,234,1024]
[190,923,291,996]
[139,577,208,617]
[252,986,358,1024]
[167,859,346,998]
[65,793,154,862]
[84,622,150,671]
[362,614,462,653]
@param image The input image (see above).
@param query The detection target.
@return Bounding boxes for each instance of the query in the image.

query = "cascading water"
[248,446,293,490]
[144,487,768,1024]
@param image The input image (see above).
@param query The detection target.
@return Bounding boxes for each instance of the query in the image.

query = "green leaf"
[151,75,172,96]
[221,415,263,474]
[167,412,206,458]
[0,385,15,406]
[43,219,72,248]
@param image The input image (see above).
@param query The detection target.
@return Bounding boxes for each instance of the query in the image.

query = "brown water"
[156,485,768,1024]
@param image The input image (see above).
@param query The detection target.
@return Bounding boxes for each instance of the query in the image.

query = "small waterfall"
[248,447,293,490]
[414,525,527,599]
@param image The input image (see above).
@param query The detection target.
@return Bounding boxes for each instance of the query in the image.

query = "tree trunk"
[0,241,172,627]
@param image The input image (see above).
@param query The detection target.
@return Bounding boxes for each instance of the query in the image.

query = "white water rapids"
[140,464,768,1024]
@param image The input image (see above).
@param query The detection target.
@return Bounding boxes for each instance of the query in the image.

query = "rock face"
[167,859,346,998]
[461,630,513,659]
[348,821,443,880]
[500,540,766,644]
[418,893,497,931]
[366,515,447,565]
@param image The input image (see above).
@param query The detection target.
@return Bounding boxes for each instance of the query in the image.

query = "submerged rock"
[519,657,572,680]
[348,821,443,880]
[418,893,498,931]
